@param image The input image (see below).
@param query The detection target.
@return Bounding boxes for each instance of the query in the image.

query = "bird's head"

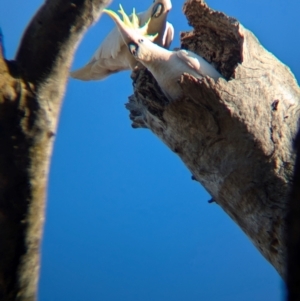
[151,0,172,18]
[127,38,158,63]
[104,6,159,62]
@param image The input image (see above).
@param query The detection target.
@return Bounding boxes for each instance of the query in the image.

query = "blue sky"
[1,0,299,300]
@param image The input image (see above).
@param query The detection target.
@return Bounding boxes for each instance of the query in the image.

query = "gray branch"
[126,0,300,279]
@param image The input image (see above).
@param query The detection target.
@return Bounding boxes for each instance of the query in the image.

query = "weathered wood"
[0,0,110,300]
[126,0,300,278]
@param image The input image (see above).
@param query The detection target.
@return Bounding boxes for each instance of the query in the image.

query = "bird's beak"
[128,43,138,57]
[151,3,163,18]
[163,0,173,11]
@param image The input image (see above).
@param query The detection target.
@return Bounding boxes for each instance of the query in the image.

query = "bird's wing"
[176,50,202,74]
[70,22,136,81]
[136,9,149,26]
[176,49,222,80]
[162,22,174,49]
[70,46,133,81]
[94,26,125,60]
[70,60,121,81]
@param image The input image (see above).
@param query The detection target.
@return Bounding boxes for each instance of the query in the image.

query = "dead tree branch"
[126,0,300,279]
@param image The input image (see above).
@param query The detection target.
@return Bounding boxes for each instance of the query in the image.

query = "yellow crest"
[104,5,158,41]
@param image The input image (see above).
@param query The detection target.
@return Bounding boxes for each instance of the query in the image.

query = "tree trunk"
[0,0,110,300]
[126,0,300,279]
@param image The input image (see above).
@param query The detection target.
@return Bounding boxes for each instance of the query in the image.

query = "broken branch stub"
[126,0,300,278]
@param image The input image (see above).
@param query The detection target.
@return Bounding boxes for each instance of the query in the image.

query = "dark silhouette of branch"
[0,0,110,300]
[286,129,300,300]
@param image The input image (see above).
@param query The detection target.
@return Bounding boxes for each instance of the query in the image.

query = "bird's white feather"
[176,49,221,80]
[162,22,174,49]
[95,26,124,60]
[70,1,173,81]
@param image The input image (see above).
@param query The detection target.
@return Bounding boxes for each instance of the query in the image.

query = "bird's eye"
[152,3,163,18]
[128,42,138,57]
[138,39,144,43]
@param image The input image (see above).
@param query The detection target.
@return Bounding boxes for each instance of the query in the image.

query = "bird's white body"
[70,1,174,81]
[137,41,222,100]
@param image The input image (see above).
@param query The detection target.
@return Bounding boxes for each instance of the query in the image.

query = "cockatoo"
[104,9,223,102]
[70,1,174,81]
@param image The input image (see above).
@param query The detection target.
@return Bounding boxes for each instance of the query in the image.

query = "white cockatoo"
[70,1,174,81]
[104,9,223,101]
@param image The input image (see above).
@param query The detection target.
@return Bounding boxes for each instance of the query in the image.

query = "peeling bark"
[0,0,111,300]
[127,0,300,279]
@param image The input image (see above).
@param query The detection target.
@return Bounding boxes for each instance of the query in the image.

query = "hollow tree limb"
[126,0,300,279]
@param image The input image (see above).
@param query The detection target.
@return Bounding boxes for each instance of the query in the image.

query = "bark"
[0,0,110,300]
[127,0,300,279]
